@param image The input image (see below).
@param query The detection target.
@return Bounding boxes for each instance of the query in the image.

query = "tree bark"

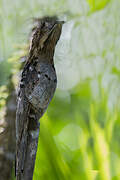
[0,77,16,180]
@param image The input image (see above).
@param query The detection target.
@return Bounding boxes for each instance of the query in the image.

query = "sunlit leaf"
[87,0,110,12]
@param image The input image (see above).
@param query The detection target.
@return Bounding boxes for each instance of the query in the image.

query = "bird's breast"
[25,62,57,110]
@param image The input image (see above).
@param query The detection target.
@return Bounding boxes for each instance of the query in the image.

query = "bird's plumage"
[16,16,63,180]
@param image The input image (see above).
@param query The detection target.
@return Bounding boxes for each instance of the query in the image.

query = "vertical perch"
[0,77,16,180]
[16,17,63,180]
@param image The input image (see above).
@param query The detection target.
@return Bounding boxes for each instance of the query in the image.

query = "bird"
[16,16,64,180]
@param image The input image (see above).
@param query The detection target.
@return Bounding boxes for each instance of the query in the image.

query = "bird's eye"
[45,22,54,30]
[42,22,45,27]
[45,22,49,27]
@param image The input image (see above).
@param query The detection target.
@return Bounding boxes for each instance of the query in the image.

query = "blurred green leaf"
[87,0,110,12]
[112,67,120,76]
[1,0,120,179]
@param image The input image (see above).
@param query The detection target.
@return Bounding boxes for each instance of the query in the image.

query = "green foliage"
[0,61,12,86]
[87,0,111,12]
[33,81,120,180]
[1,0,120,179]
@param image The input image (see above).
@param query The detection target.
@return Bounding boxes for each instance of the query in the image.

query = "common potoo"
[16,16,63,180]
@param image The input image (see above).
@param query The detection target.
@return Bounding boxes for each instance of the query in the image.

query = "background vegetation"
[0,0,120,179]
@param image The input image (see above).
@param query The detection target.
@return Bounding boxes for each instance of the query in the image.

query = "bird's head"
[29,16,64,59]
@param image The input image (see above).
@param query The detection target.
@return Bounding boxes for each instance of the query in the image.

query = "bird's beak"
[49,20,65,36]
[50,21,64,33]
[39,21,64,49]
